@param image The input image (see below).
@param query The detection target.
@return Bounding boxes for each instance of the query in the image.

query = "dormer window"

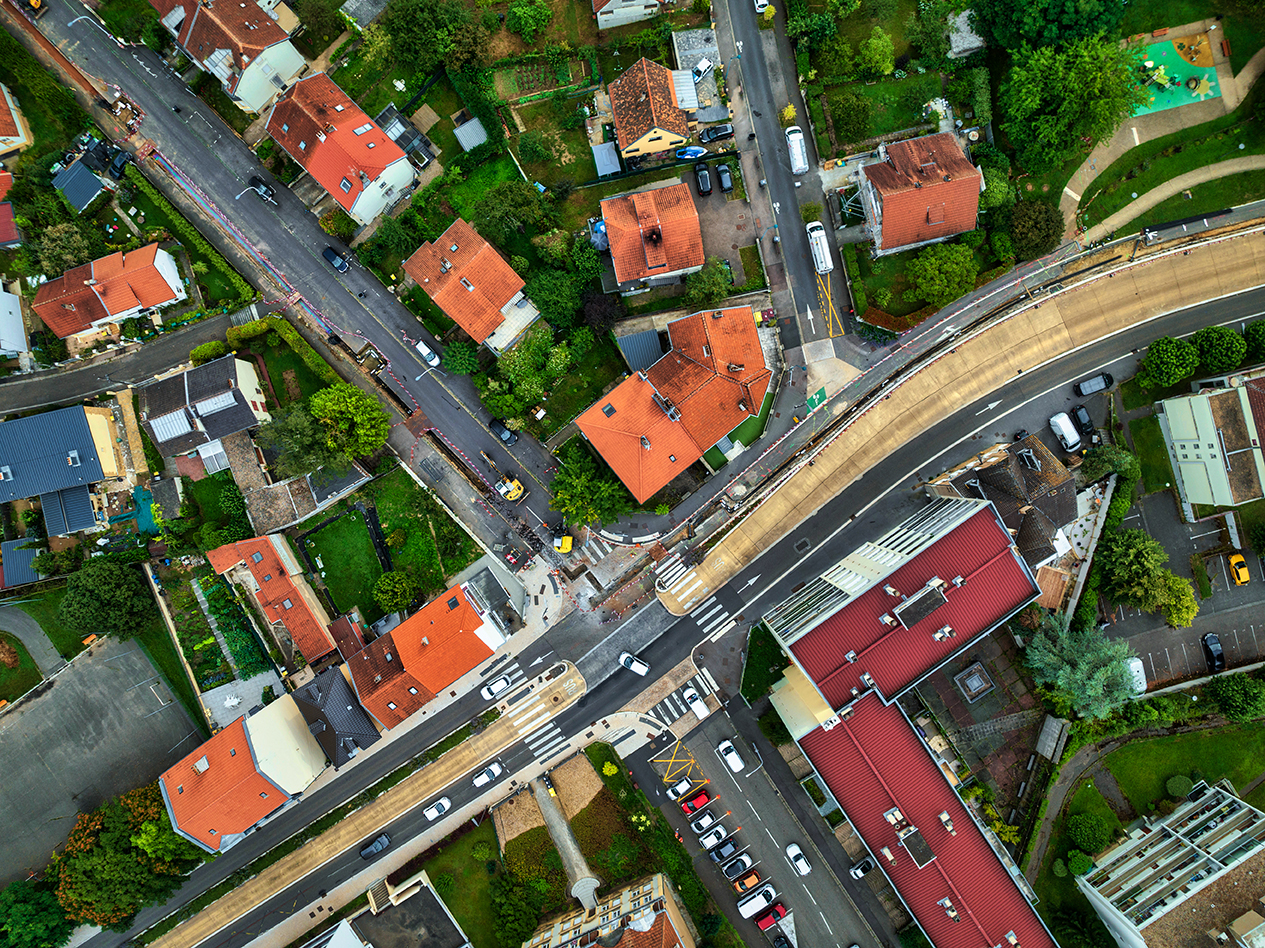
[334,104,344,112]
[340,177,352,193]
[354,122,373,135]
[299,141,306,151]
[460,277,474,291]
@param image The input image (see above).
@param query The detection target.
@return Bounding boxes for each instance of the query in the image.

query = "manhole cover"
[795,538,812,554]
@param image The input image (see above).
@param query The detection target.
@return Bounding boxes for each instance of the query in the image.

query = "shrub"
[961,228,986,249]
[472,841,492,861]
[1166,775,1194,799]
[800,202,822,223]
[1066,813,1112,853]
[1067,850,1094,875]
[432,872,455,895]
[190,341,227,365]
[1053,857,1068,877]
[1206,672,1265,722]
[603,761,619,776]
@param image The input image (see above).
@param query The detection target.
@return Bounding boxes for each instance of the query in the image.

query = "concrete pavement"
[150,665,587,948]
[0,605,66,675]
[1083,155,1265,241]
[657,222,1265,613]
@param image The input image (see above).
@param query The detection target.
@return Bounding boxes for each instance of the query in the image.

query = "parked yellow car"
[1229,552,1250,586]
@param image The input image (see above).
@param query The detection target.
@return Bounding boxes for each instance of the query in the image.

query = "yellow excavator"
[480,451,524,502]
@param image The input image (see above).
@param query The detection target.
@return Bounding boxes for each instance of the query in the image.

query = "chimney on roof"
[1005,933,1020,948]
[938,898,961,923]
[943,175,951,182]
[712,310,724,319]
[861,672,875,688]
[884,584,899,597]
[881,846,895,865]
[933,625,955,641]
[421,637,429,646]
[647,228,661,243]
[640,435,651,450]
[738,400,747,413]
[844,650,857,663]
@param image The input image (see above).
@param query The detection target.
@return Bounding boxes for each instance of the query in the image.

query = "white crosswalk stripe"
[669,570,699,595]
[524,723,568,758]
[658,559,688,586]
[689,596,717,615]
[690,674,713,696]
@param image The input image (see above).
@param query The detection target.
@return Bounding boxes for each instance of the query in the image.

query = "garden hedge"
[227,316,340,385]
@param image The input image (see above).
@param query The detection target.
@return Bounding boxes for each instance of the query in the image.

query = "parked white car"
[473,762,503,788]
[718,739,745,774]
[480,676,512,701]
[786,842,812,875]
[423,797,451,821]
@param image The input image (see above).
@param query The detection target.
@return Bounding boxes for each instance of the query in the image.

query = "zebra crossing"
[509,685,570,761]
[689,596,737,643]
[645,671,721,728]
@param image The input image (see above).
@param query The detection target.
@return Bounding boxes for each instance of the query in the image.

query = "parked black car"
[248,175,276,200]
[323,248,349,273]
[1203,632,1226,672]
[699,123,735,144]
[490,418,518,446]
[359,834,390,859]
[1074,372,1114,396]
[707,836,739,863]
[716,163,733,193]
[107,149,131,180]
[694,162,712,196]
[1072,404,1095,437]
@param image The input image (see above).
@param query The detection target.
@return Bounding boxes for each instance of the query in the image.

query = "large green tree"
[506,0,552,42]
[1245,318,1265,363]
[787,12,837,51]
[1009,200,1065,260]
[474,181,550,244]
[0,880,74,948]
[1080,444,1141,483]
[904,243,978,309]
[548,441,636,526]
[972,0,1125,51]
[308,383,392,459]
[1025,612,1136,719]
[1001,35,1147,171]
[379,0,473,73]
[858,25,895,76]
[38,223,93,275]
[374,570,419,612]
[256,404,348,477]
[526,269,583,328]
[1100,528,1170,612]
[131,819,207,866]
[685,258,733,307]
[1191,325,1247,374]
[1138,335,1199,389]
[442,341,479,375]
[1159,570,1199,628]
[58,561,155,638]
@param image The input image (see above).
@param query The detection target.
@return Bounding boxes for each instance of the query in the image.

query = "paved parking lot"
[1106,491,1265,685]
[678,170,754,285]
[628,708,873,947]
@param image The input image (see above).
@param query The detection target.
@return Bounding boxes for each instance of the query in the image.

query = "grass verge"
[1191,554,1213,598]
[1127,414,1175,493]
[14,586,85,660]
[0,631,42,701]
[740,622,790,702]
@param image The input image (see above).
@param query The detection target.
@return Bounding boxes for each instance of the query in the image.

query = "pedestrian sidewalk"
[1082,154,1265,242]
[153,665,587,948]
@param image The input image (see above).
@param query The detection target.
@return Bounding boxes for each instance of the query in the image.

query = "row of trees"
[1138,322,1265,390]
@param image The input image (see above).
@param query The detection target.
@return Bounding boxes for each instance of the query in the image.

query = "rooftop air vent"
[712,310,724,319]
[952,575,965,587]
[884,585,899,597]
[939,811,956,835]
[844,650,858,663]
[861,672,876,688]
[938,898,960,922]
[879,614,896,626]
[641,436,651,450]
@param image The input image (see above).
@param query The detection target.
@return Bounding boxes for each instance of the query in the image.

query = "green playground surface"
[1133,33,1223,116]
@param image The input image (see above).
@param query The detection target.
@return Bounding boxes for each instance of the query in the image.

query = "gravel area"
[493,788,546,848]
[551,754,604,820]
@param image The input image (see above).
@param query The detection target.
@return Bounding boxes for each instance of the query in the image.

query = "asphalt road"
[38,0,561,533]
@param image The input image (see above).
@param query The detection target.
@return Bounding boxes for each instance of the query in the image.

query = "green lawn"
[406,821,498,948]
[415,74,464,161]
[14,586,85,660]
[1121,371,1193,410]
[842,71,944,139]
[447,155,524,221]
[858,246,924,318]
[1105,724,1265,810]
[728,392,774,447]
[1127,415,1175,493]
[1124,168,1265,233]
[740,622,791,701]
[303,511,385,623]
[260,342,327,407]
[369,467,479,588]
[333,53,419,117]
[0,631,42,702]
[0,29,88,163]
[558,168,684,232]
[511,99,598,187]
[536,333,626,437]
[739,244,766,292]
[703,445,727,470]
[190,475,230,525]
[121,190,240,306]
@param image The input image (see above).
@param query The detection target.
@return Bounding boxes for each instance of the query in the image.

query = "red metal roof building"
[762,496,1053,948]
[800,694,1056,948]
[785,504,1038,708]
[859,133,982,257]
[207,536,337,665]
[0,171,19,248]
[576,306,771,502]
[266,73,414,226]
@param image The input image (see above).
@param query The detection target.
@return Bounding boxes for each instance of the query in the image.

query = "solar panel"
[151,409,192,442]
[194,391,236,416]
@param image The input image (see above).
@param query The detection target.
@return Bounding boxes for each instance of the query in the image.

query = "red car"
[681,790,711,814]
[756,905,787,931]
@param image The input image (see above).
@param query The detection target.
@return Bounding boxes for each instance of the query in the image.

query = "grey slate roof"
[53,161,104,214]
[615,328,665,372]
[292,667,381,768]
[0,405,104,503]
[139,356,261,456]
[41,486,97,536]
[308,463,369,506]
[0,538,41,587]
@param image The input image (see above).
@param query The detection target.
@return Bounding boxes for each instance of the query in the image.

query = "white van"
[737,884,777,918]
[682,685,711,721]
[785,126,809,175]
[1126,657,1147,695]
[806,221,833,274]
[1049,412,1082,452]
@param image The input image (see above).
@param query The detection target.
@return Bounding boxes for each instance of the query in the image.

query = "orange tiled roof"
[266,73,406,216]
[159,717,286,851]
[601,184,704,285]
[609,58,688,150]
[577,307,770,502]
[32,243,181,338]
[148,0,289,92]
[0,98,16,142]
[391,583,495,696]
[207,537,336,663]
[862,133,981,252]
[402,219,523,344]
[347,630,434,729]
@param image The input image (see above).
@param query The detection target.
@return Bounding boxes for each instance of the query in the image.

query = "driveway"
[0,605,66,675]
[682,169,756,286]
